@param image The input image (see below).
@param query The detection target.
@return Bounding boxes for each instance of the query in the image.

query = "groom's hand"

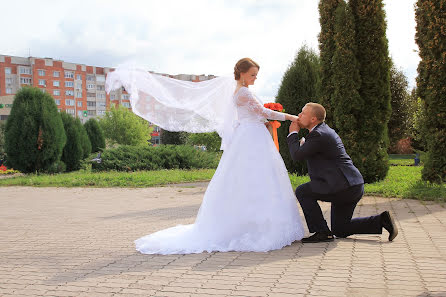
[289,120,300,134]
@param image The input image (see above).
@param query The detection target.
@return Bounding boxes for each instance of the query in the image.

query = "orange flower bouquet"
[264,102,284,152]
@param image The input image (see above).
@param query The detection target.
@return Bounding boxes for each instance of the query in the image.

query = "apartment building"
[0,54,216,145]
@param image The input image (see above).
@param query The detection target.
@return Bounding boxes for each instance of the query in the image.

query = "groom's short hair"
[306,103,326,122]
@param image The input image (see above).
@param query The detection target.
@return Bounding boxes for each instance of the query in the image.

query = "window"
[96,75,105,82]
[5,67,11,74]
[38,79,46,86]
[65,71,74,79]
[110,94,116,100]
[77,101,82,107]
[38,69,45,76]
[77,110,83,118]
[65,81,74,88]
[53,80,60,87]
[87,101,96,107]
[86,75,95,81]
[122,94,130,100]
[97,85,105,91]
[98,102,106,108]
[76,91,83,98]
[96,93,105,99]
[97,110,106,116]
[65,90,74,96]
[20,77,32,85]
[20,67,31,75]
[76,74,82,80]
[66,109,75,115]
[87,92,96,98]
[75,82,82,89]
[87,84,95,89]
[55,99,61,105]
[53,90,61,96]
[122,102,130,108]
[6,88,12,94]
[87,110,96,116]
[65,99,75,106]
[6,78,13,84]
[53,71,60,77]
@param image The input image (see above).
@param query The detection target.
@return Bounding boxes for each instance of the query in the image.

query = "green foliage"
[4,87,66,173]
[410,91,427,151]
[276,45,321,174]
[318,0,343,128]
[0,169,216,188]
[161,130,188,145]
[187,132,221,152]
[84,118,105,153]
[0,121,5,160]
[415,0,446,183]
[100,105,153,146]
[60,112,83,172]
[348,0,392,183]
[74,118,91,158]
[92,145,220,171]
[388,62,412,153]
[331,1,363,165]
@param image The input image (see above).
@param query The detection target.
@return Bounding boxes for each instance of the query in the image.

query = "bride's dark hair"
[234,58,260,80]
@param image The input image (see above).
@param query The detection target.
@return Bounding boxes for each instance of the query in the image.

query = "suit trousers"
[295,183,382,237]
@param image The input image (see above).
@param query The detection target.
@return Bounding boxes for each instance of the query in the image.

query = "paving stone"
[1,187,445,297]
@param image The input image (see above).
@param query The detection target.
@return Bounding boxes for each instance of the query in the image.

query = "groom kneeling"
[287,103,398,243]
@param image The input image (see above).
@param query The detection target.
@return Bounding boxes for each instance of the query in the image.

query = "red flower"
[0,165,7,171]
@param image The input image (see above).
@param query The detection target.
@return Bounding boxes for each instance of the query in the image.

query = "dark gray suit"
[287,122,382,237]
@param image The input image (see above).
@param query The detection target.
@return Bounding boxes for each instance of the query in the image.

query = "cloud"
[0,0,419,99]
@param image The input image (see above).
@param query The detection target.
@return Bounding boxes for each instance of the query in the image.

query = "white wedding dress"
[135,87,305,254]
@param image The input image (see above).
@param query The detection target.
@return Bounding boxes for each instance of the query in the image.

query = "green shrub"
[75,118,91,158]
[4,87,66,173]
[92,145,220,171]
[60,112,83,171]
[84,118,105,153]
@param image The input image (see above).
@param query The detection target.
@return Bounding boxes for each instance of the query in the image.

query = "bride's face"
[241,67,259,86]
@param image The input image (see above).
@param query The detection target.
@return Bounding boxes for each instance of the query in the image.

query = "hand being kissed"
[289,119,301,134]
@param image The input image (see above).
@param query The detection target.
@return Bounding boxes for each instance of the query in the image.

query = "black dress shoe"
[381,211,398,241]
[302,231,334,243]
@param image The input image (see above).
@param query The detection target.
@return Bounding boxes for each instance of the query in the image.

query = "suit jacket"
[287,122,364,194]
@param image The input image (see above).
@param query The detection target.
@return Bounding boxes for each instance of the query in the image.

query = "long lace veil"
[105,64,237,150]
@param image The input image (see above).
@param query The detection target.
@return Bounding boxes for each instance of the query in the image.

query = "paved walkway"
[1,186,445,297]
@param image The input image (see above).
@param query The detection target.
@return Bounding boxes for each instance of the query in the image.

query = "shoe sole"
[302,238,334,243]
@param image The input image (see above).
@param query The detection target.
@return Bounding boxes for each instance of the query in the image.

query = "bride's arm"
[237,88,297,121]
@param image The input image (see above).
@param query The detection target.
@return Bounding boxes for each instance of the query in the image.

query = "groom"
[287,103,398,243]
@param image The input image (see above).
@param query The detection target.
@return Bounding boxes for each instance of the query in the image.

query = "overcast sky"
[0,0,419,100]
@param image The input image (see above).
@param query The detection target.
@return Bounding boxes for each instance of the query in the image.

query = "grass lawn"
[0,155,444,202]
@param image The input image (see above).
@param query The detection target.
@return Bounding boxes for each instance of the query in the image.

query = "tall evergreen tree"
[60,112,83,171]
[5,87,66,172]
[415,0,446,183]
[388,61,411,153]
[74,118,92,158]
[349,0,392,182]
[276,45,321,174]
[331,1,363,166]
[318,0,342,128]
[84,118,105,153]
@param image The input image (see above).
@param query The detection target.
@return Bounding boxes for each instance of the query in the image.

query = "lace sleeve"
[236,87,286,121]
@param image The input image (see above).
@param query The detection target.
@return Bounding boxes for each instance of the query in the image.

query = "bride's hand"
[286,114,299,122]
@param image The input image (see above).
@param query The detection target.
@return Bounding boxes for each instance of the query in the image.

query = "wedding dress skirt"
[135,121,305,254]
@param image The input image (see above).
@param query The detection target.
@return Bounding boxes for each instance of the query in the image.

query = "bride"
[106,58,305,254]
